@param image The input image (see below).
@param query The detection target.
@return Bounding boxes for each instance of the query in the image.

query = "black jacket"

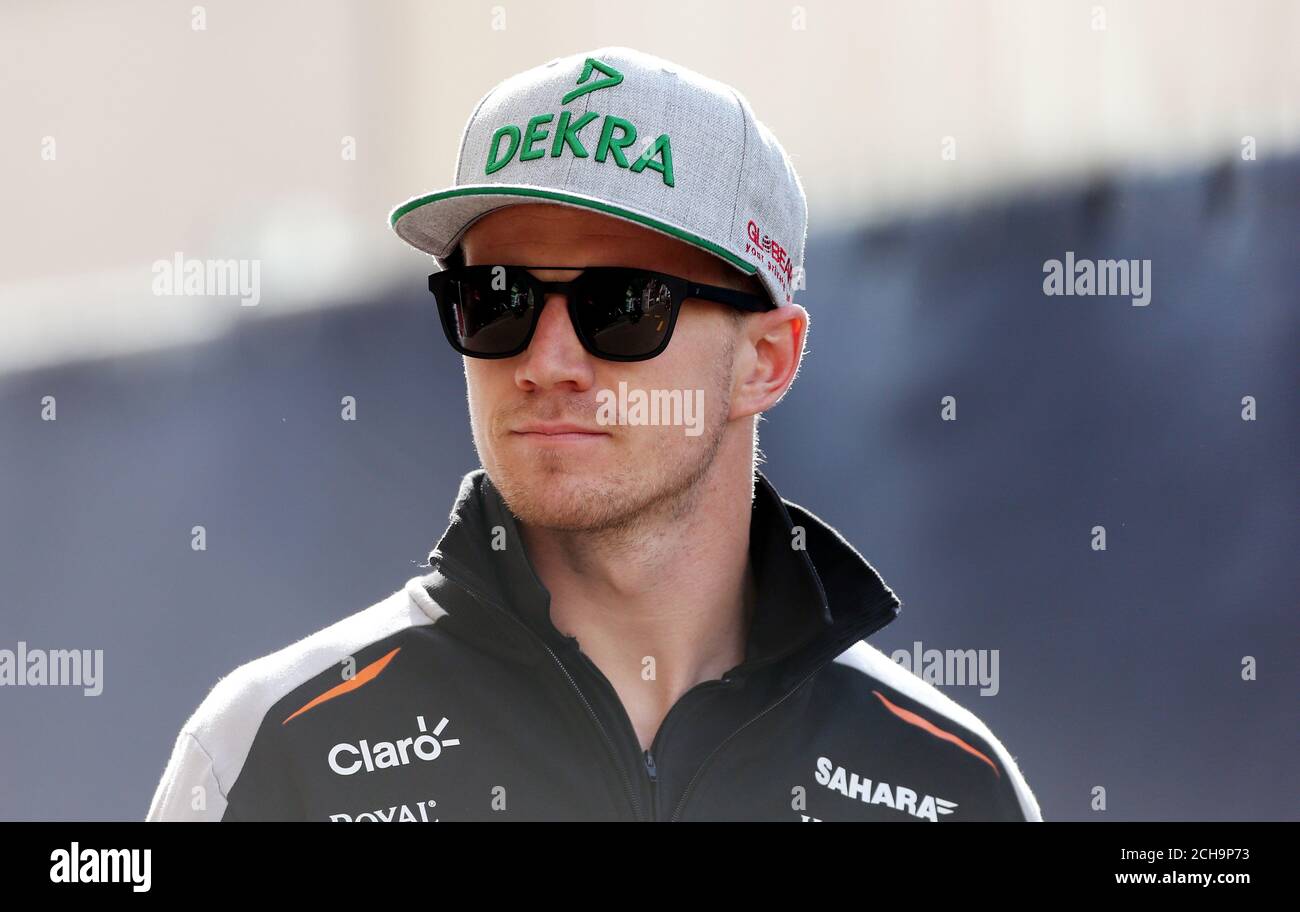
[147,469,1041,821]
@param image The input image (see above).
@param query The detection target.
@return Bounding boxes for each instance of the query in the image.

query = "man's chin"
[503,496,630,533]
[490,463,633,532]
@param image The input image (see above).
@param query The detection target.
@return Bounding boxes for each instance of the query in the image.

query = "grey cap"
[388,46,806,308]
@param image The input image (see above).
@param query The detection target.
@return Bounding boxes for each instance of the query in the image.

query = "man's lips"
[510,422,610,440]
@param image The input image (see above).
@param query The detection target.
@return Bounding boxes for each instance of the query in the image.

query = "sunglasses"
[427,264,774,362]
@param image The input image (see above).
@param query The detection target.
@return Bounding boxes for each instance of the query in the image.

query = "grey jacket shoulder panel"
[146,576,445,821]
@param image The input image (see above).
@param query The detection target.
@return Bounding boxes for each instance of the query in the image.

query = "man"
[147,46,1041,822]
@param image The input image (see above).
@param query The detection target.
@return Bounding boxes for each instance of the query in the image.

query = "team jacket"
[147,469,1042,822]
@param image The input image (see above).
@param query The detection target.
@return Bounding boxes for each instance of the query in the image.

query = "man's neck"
[517,455,757,751]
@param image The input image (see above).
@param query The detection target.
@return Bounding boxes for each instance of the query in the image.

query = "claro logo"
[328,714,460,776]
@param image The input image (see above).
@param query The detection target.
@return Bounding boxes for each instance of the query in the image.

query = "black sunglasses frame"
[427,264,775,362]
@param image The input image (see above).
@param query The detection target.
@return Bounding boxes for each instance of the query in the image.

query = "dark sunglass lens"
[576,271,675,358]
[439,267,536,355]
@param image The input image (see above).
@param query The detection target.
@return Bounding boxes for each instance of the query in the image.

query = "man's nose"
[514,292,595,390]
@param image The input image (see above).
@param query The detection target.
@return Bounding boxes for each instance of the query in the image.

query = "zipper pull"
[644,749,658,782]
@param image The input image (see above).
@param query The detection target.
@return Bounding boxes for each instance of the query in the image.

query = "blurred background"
[1,0,1296,820]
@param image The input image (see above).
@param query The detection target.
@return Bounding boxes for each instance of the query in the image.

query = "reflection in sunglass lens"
[578,271,675,358]
[446,269,536,354]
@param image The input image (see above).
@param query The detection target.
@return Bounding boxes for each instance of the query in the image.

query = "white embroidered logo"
[328,715,460,776]
[814,756,958,822]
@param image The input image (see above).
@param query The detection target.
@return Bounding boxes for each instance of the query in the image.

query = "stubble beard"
[478,338,738,535]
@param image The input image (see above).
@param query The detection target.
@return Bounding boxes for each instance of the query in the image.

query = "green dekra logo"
[484,57,675,187]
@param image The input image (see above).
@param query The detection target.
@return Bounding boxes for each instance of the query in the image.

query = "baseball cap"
[388,46,806,309]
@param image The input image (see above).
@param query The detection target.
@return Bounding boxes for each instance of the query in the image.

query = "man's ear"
[729,304,808,421]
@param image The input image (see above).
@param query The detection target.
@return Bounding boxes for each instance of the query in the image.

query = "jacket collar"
[424,468,900,682]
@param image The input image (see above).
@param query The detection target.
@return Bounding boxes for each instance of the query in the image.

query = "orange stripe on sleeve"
[282,647,402,725]
[872,689,1001,778]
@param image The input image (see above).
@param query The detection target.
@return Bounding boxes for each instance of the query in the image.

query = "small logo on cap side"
[745,219,794,300]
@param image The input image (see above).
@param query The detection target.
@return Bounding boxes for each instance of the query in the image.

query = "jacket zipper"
[644,748,658,815]
[669,592,900,821]
[568,638,723,821]
[438,567,646,822]
[434,559,898,823]
[538,636,644,821]
[572,643,742,821]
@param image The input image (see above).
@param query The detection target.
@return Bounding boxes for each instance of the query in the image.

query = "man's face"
[459,203,768,532]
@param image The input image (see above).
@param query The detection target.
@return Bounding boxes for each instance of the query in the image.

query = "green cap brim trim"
[389,186,757,275]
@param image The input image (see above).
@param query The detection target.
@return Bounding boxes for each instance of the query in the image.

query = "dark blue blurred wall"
[1,156,1296,820]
